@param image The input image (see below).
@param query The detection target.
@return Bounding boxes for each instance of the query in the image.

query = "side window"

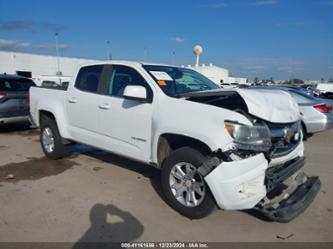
[106,65,153,100]
[75,65,103,93]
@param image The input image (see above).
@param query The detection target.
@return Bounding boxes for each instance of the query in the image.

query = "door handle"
[98,103,110,110]
[68,97,77,103]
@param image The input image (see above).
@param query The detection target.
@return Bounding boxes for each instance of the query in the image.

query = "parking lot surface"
[0,124,332,242]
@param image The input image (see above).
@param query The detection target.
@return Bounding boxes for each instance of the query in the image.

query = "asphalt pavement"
[0,124,332,242]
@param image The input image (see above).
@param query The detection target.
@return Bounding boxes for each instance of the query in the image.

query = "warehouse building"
[187,63,248,85]
[0,50,247,87]
[0,51,101,85]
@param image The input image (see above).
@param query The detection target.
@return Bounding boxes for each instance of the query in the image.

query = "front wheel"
[161,147,216,219]
[40,117,65,160]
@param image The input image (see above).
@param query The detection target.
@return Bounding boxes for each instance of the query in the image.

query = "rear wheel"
[40,117,65,159]
[161,147,216,219]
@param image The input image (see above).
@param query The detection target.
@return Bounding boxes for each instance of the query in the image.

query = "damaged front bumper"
[204,145,320,222]
[256,174,321,222]
[205,153,268,210]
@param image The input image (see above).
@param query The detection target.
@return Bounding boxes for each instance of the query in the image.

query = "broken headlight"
[225,121,272,152]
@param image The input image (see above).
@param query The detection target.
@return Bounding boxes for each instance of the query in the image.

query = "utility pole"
[172,51,176,65]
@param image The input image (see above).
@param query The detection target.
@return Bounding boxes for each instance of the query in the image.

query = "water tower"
[193,45,203,66]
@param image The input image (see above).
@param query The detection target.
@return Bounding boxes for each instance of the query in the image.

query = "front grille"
[265,121,301,158]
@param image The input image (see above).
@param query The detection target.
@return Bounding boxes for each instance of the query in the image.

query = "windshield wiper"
[172,93,187,98]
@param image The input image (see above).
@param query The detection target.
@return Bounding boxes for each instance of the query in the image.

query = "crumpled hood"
[236,88,299,123]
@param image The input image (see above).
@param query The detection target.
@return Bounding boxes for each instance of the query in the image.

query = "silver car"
[255,87,333,138]
[287,88,333,136]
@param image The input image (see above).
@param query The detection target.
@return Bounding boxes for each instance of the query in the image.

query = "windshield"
[143,65,219,97]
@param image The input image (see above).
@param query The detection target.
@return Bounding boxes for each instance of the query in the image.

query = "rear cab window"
[75,65,104,93]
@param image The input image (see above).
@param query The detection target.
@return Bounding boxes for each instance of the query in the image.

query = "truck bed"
[29,87,67,127]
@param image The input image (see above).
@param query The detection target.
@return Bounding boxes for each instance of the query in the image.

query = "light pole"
[106,40,111,60]
[54,32,61,84]
[172,51,176,65]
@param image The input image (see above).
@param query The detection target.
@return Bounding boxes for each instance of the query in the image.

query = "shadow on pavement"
[72,204,144,246]
[0,122,36,134]
[70,145,165,203]
[68,144,274,222]
[243,209,273,222]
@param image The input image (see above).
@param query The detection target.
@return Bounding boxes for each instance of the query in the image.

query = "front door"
[97,65,154,162]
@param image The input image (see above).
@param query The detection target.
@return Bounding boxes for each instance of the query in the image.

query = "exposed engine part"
[197,156,221,177]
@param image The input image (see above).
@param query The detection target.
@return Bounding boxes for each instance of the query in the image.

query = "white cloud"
[0,38,69,51]
[0,39,31,50]
[200,3,228,9]
[35,43,69,49]
[169,37,185,43]
[277,66,293,72]
[246,65,265,70]
[251,0,277,6]
[223,57,330,80]
[0,20,65,32]
[276,21,319,27]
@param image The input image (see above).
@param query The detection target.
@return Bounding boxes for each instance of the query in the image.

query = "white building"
[186,63,247,85]
[0,51,101,85]
[227,76,247,85]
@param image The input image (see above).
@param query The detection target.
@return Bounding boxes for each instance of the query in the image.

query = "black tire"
[161,147,216,219]
[40,116,65,160]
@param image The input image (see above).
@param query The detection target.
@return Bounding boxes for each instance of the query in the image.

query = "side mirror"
[123,85,147,100]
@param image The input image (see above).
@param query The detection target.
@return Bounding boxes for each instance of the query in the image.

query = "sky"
[0,0,332,80]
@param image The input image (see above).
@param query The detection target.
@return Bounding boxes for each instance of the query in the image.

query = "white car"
[30,61,320,221]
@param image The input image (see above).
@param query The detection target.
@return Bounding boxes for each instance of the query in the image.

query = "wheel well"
[301,121,307,139]
[301,121,307,134]
[39,110,55,124]
[157,134,212,167]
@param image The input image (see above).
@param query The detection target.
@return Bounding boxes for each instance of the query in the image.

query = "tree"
[254,77,259,84]
[288,78,304,84]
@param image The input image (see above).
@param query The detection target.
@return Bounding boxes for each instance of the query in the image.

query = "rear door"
[0,77,35,118]
[66,65,105,145]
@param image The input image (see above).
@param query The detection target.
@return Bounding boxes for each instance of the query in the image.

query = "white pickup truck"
[30,61,321,221]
